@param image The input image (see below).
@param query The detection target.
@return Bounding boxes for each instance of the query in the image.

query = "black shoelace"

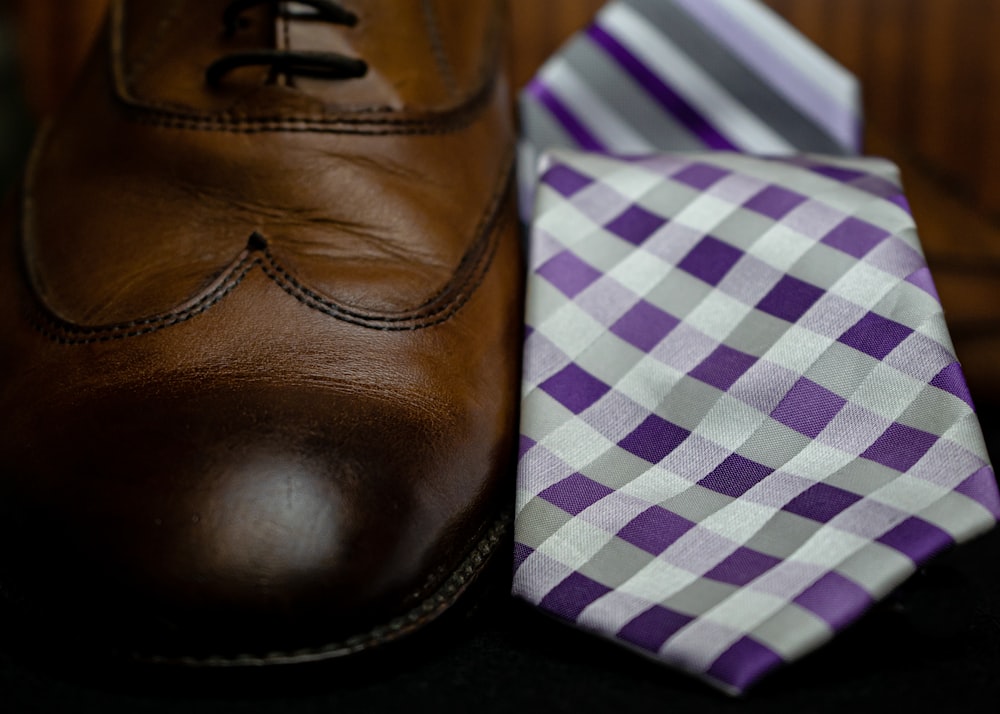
[206,0,368,86]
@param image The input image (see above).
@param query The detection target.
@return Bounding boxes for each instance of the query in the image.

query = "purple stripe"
[525,78,606,151]
[585,24,737,151]
[672,0,861,153]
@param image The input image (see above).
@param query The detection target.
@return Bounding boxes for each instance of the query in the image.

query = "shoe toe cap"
[0,382,509,660]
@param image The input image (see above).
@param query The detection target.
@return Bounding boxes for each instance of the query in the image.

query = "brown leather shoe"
[0,0,522,662]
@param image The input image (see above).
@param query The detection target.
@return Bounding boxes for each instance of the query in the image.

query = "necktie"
[517,0,862,219]
[513,0,1000,695]
[514,148,999,695]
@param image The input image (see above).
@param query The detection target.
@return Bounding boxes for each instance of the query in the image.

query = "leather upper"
[0,0,522,659]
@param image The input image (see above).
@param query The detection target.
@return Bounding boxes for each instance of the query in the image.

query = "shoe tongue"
[117,0,499,115]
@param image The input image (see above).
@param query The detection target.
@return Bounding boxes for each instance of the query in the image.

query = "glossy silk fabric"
[514,148,999,695]
[513,0,999,695]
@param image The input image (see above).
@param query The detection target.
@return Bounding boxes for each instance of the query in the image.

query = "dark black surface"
[1,405,998,713]
[1,534,999,713]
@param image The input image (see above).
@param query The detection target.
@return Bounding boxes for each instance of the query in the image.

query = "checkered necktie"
[517,0,862,219]
[513,0,999,696]
[514,148,999,694]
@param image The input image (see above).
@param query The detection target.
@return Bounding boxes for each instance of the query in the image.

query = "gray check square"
[659,483,735,525]
[572,224,643,274]
[712,207,780,251]
[576,330,649,387]
[516,496,576,549]
[896,383,974,438]
[654,375,726,431]
[725,310,793,358]
[644,268,714,320]
[742,510,824,559]
[637,175,702,219]
[803,341,881,399]
[660,579,738,617]
[580,445,659,491]
[579,538,658,589]
[823,457,901,497]
[788,240,863,290]
[663,577,738,618]
[521,388,575,443]
[737,419,814,471]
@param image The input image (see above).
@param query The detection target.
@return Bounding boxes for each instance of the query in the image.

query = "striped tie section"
[518,0,863,218]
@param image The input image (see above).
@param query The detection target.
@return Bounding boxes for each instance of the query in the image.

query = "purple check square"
[605,204,667,245]
[821,216,891,258]
[783,483,862,523]
[756,275,825,323]
[618,414,691,464]
[618,605,693,653]
[793,571,872,629]
[698,453,773,497]
[610,300,679,352]
[539,363,611,414]
[678,236,743,286]
[536,250,603,298]
[707,636,783,694]
[930,362,975,409]
[689,345,757,391]
[743,185,808,220]
[770,378,846,438]
[542,163,594,197]
[906,266,939,299]
[704,546,781,586]
[861,422,939,473]
[540,473,614,516]
[956,466,1000,519]
[539,572,612,621]
[673,162,729,190]
[838,312,914,360]
[877,516,954,563]
[617,506,696,555]
[513,542,535,572]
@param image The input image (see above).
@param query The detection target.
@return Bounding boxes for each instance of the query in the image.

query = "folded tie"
[512,148,999,694]
[517,0,862,219]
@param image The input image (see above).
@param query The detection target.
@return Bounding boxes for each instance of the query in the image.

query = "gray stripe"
[561,36,706,152]
[627,0,847,155]
[519,92,578,152]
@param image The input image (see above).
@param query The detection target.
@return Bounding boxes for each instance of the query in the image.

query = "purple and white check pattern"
[513,149,1000,694]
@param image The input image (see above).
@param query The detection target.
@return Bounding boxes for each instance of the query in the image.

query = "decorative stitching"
[125,74,494,135]
[133,510,511,666]
[22,153,515,343]
[0,508,511,665]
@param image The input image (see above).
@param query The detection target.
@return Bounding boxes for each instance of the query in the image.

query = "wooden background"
[5,0,1000,398]
[9,1,1000,213]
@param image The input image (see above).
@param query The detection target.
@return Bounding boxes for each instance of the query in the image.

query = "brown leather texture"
[0,0,523,661]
